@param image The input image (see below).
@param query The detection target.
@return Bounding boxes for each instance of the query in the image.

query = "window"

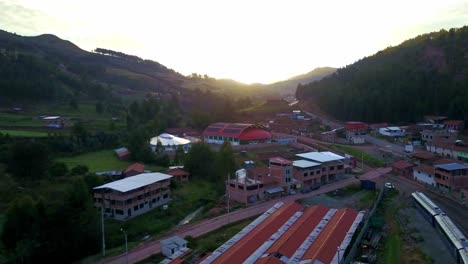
[152,198,156,203]
[310,171,314,175]
[316,170,321,174]
[322,168,326,172]
[139,203,144,209]
[134,205,138,211]
[115,209,124,215]
[163,194,168,199]
[303,172,308,177]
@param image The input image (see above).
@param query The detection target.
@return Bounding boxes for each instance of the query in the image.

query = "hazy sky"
[1,0,467,83]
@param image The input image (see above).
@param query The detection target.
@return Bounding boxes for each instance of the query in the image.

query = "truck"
[404,144,414,153]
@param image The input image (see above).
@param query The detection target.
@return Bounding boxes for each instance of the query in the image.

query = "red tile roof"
[412,152,435,160]
[392,160,414,170]
[415,164,435,175]
[167,168,189,176]
[444,120,464,126]
[212,202,302,264]
[124,163,144,174]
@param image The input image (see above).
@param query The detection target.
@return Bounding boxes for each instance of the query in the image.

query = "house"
[226,169,264,204]
[421,129,457,144]
[149,133,191,153]
[93,173,172,220]
[426,141,468,162]
[434,163,468,192]
[203,123,272,145]
[114,147,130,160]
[424,115,448,124]
[43,116,64,128]
[345,121,367,144]
[160,236,188,257]
[392,160,415,178]
[412,152,436,165]
[413,164,436,186]
[295,151,345,182]
[379,127,405,137]
[268,157,294,191]
[124,163,145,177]
[444,120,465,132]
[167,166,189,181]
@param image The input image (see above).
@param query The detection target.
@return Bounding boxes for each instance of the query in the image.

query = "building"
[149,133,191,152]
[227,169,264,204]
[413,164,436,186]
[434,163,468,192]
[421,129,457,144]
[199,202,364,264]
[93,173,172,220]
[426,141,468,162]
[269,157,294,190]
[444,120,465,132]
[293,159,322,187]
[167,166,190,181]
[392,160,415,178]
[203,123,272,145]
[160,236,188,257]
[412,152,436,165]
[295,151,345,182]
[124,163,145,177]
[114,147,130,160]
[379,127,405,137]
[43,116,64,128]
[345,121,367,144]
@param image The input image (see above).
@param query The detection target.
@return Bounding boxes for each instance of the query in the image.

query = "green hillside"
[296,26,468,123]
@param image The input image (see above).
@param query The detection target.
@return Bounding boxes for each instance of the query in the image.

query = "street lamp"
[120,228,128,264]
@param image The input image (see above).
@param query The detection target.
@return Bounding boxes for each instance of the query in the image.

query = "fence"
[343,187,385,264]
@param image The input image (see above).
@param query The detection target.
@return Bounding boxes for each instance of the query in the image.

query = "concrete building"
[114,147,130,160]
[295,151,345,182]
[413,164,436,186]
[93,173,172,220]
[149,133,191,152]
[293,159,322,187]
[345,121,367,144]
[392,160,415,178]
[226,169,264,204]
[43,116,64,128]
[434,163,468,192]
[268,157,294,190]
[444,120,465,132]
[379,127,405,137]
[199,202,364,264]
[421,129,457,144]
[160,236,188,257]
[203,123,272,145]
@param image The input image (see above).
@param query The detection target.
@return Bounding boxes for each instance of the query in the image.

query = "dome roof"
[150,133,191,146]
[238,127,272,141]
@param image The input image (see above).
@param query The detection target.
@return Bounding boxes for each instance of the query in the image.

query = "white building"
[160,236,188,257]
[379,127,405,137]
[413,164,436,186]
[149,133,191,152]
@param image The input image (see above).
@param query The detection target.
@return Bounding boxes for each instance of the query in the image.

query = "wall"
[413,169,436,186]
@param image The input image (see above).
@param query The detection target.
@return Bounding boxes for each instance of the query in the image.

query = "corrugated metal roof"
[435,163,468,171]
[295,152,344,163]
[93,172,172,192]
[293,160,321,168]
[150,133,190,147]
[270,157,293,165]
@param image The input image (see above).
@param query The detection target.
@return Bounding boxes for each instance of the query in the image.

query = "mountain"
[296,26,468,123]
[265,67,336,96]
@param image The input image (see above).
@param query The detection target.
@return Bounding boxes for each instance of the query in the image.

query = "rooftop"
[200,202,363,264]
[150,133,190,147]
[392,160,414,170]
[412,152,435,160]
[435,163,468,171]
[94,172,172,193]
[161,236,187,249]
[124,163,145,174]
[270,157,293,165]
[414,164,435,175]
[293,159,321,168]
[295,151,344,163]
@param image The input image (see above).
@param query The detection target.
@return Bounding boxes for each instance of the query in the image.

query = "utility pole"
[361,152,364,171]
[227,173,231,224]
[101,193,106,257]
[337,246,341,264]
[120,228,128,264]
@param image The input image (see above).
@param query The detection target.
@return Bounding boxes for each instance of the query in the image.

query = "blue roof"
[114,147,128,154]
[435,163,468,171]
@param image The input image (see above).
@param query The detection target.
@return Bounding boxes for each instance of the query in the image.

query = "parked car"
[384,182,395,189]
[300,187,311,194]
[310,185,321,191]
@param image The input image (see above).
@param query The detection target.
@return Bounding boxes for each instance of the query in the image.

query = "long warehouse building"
[199,202,364,264]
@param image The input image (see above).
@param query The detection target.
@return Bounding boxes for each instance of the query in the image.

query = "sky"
[1,0,467,84]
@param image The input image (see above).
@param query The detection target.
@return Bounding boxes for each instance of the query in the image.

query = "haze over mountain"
[296,26,468,123]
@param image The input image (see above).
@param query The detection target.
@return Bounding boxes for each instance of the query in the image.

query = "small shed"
[392,160,415,178]
[160,236,188,257]
[167,166,190,181]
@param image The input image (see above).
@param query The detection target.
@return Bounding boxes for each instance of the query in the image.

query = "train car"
[434,214,468,264]
[411,191,444,226]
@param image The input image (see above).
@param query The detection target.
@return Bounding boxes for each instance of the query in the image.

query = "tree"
[8,141,51,179]
[173,145,185,165]
[49,162,69,177]
[95,101,104,114]
[70,165,89,176]
[184,143,216,181]
[69,98,78,110]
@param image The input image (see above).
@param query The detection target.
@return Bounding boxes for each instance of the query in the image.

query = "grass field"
[0,129,49,137]
[240,102,291,113]
[331,144,386,167]
[57,149,163,172]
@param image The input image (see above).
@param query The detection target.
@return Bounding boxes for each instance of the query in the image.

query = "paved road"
[100,177,360,264]
[363,135,408,157]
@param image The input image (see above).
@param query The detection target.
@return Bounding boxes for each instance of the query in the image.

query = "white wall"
[413,169,436,186]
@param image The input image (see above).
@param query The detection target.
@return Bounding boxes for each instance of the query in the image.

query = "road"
[363,135,408,156]
[100,177,361,264]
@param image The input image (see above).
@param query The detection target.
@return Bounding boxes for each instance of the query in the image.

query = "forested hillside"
[296,26,468,123]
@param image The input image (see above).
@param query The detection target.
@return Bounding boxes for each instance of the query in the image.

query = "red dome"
[239,128,272,141]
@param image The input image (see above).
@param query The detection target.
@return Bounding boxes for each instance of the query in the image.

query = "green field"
[331,144,386,167]
[57,149,163,172]
[0,129,49,137]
